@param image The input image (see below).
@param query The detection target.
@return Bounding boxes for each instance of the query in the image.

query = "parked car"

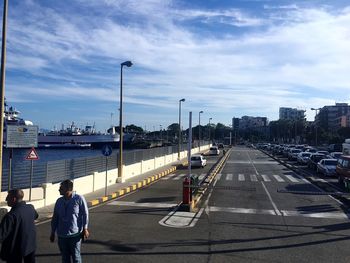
[297,152,312,165]
[305,147,317,153]
[336,155,350,184]
[308,153,326,170]
[317,159,338,176]
[190,155,207,168]
[288,149,302,160]
[209,146,220,155]
[316,150,330,156]
[329,152,343,159]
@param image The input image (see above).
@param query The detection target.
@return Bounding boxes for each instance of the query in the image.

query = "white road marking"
[198,173,207,181]
[272,174,285,182]
[250,174,258,182]
[292,173,310,184]
[209,206,349,220]
[209,206,276,215]
[161,173,175,180]
[261,174,271,182]
[172,174,185,180]
[226,161,279,164]
[108,201,177,208]
[216,174,222,180]
[238,174,245,181]
[310,176,327,183]
[226,174,233,181]
[159,208,204,228]
[285,174,299,183]
[261,182,282,216]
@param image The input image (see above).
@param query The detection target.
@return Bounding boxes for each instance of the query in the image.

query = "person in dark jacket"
[0,189,38,263]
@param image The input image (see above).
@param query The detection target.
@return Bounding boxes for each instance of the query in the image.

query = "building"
[279,107,305,121]
[316,103,350,131]
[239,116,268,129]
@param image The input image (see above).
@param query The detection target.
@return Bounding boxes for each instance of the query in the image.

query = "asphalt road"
[34,147,350,262]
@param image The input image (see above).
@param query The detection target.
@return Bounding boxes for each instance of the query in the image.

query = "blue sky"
[1,0,350,132]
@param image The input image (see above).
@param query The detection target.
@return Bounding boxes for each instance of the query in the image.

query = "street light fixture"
[208,117,212,142]
[178,98,185,160]
[199,111,203,151]
[118,60,133,182]
[311,107,321,147]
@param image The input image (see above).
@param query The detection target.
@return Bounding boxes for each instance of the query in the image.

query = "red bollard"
[183,177,191,205]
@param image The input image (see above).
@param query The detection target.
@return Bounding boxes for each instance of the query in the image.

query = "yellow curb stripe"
[89,199,100,206]
[147,178,151,184]
[143,179,147,186]
[137,182,142,188]
[99,196,108,202]
[125,187,131,193]
[109,193,117,199]
[131,184,137,191]
[119,189,125,196]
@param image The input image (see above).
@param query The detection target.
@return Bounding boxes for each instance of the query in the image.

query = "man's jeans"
[58,235,82,263]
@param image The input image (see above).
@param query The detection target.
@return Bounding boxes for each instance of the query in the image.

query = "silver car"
[297,152,312,164]
[317,159,338,176]
[191,155,207,168]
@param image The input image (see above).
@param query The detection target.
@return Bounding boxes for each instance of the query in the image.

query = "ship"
[3,100,134,149]
[38,123,135,149]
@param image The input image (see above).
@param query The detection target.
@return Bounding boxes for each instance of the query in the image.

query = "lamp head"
[199,111,203,114]
[180,98,185,102]
[121,61,133,67]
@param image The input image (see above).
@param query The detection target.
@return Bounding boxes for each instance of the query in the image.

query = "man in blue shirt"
[50,180,89,263]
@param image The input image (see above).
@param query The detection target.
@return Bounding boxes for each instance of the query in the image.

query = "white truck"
[343,139,350,155]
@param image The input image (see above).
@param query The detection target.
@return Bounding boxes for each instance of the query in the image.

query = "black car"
[308,153,326,170]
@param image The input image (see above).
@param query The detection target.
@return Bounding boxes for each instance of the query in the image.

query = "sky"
[1,0,350,132]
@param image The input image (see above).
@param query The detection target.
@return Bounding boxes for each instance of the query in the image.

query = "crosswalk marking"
[172,174,185,180]
[226,174,233,181]
[238,174,245,181]
[250,174,258,182]
[285,174,299,183]
[161,173,175,180]
[261,174,271,182]
[272,174,285,182]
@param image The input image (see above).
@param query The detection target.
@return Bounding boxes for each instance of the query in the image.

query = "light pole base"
[116,177,124,183]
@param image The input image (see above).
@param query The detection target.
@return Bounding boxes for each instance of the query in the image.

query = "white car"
[317,159,338,176]
[190,155,207,168]
[209,146,220,155]
[297,152,312,164]
[329,152,342,159]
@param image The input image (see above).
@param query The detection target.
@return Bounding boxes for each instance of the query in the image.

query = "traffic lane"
[200,153,350,262]
[36,184,211,263]
[198,206,350,263]
[35,154,222,262]
[229,146,259,162]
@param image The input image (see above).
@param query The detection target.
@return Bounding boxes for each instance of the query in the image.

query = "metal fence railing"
[1,142,209,191]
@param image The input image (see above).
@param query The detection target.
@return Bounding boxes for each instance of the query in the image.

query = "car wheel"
[338,176,344,185]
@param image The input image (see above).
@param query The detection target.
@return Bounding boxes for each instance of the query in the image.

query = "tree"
[125,124,144,133]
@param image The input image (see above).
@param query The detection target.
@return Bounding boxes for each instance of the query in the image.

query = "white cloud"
[5,1,350,129]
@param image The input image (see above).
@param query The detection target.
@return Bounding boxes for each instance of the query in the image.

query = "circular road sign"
[102,145,113,156]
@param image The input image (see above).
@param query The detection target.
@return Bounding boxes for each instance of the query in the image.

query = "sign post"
[25,147,39,201]
[102,145,113,196]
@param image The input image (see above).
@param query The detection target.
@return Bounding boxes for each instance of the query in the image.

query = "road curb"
[87,166,177,207]
[191,148,232,209]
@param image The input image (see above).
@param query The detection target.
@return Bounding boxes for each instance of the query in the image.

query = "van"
[336,155,350,184]
[209,146,220,155]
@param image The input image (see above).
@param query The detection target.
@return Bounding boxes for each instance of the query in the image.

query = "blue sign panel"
[102,145,113,156]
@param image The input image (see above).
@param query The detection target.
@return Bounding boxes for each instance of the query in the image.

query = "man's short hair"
[8,189,24,201]
[61,179,74,191]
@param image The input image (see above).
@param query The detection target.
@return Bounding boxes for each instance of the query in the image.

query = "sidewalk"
[34,160,185,223]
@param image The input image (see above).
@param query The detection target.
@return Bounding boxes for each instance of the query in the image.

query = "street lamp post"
[178,98,185,159]
[311,107,321,147]
[118,60,133,182]
[208,117,212,143]
[0,0,8,198]
[198,111,203,151]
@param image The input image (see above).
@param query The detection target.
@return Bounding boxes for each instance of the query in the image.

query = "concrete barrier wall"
[0,144,211,210]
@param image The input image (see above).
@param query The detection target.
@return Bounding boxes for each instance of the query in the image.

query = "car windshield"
[324,160,337,166]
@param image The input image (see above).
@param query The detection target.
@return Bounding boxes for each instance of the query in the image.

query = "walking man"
[0,189,38,263]
[50,179,89,263]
